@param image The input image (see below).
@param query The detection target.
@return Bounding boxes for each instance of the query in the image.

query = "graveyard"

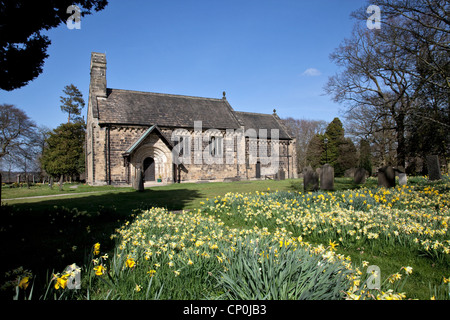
[2,165,449,300]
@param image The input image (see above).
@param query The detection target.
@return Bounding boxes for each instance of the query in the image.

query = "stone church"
[86,52,297,186]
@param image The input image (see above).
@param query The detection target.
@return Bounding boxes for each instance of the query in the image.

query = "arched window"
[209,136,223,157]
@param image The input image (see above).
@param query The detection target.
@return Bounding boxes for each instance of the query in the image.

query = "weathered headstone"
[134,168,145,191]
[303,166,319,192]
[278,169,285,181]
[378,166,395,188]
[426,155,441,181]
[345,168,357,178]
[320,164,334,190]
[58,175,64,191]
[398,173,407,186]
[354,168,367,185]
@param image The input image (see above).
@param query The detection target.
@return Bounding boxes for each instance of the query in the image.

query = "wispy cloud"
[301,68,322,77]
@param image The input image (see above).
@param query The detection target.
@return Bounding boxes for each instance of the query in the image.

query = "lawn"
[1,176,449,300]
[0,179,299,298]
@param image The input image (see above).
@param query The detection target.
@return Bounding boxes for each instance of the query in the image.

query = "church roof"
[96,89,241,130]
[95,88,293,140]
[234,111,292,140]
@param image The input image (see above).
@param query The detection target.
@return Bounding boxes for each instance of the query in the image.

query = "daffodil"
[94,265,106,276]
[54,275,69,290]
[125,258,136,268]
[18,277,29,290]
[329,240,339,251]
[388,273,402,283]
[93,243,101,255]
[402,266,413,275]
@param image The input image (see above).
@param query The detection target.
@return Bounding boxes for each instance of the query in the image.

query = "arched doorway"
[143,157,155,182]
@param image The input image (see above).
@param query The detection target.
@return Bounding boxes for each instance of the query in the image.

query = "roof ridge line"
[107,88,224,101]
[235,111,274,116]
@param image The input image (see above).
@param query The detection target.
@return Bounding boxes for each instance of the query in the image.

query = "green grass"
[0,179,299,298]
[1,176,448,300]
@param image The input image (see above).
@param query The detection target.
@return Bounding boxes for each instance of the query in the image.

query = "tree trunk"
[395,111,406,168]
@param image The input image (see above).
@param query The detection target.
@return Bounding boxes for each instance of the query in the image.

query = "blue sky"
[0,0,368,130]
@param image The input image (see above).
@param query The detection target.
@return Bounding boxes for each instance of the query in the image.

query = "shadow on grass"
[0,187,200,299]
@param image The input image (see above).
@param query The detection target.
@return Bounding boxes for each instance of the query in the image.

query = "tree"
[359,139,373,175]
[325,21,424,168]
[359,0,449,92]
[305,133,325,169]
[40,122,85,186]
[336,0,450,169]
[282,117,327,172]
[336,138,358,176]
[60,84,85,123]
[322,118,357,176]
[0,0,108,91]
[324,118,344,166]
[0,104,37,199]
[304,118,357,176]
[0,104,37,159]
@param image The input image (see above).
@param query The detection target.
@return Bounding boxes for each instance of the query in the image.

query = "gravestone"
[378,166,395,188]
[354,168,367,185]
[345,168,357,178]
[303,166,319,192]
[134,168,145,192]
[398,173,407,186]
[278,169,285,181]
[426,155,441,181]
[320,164,334,190]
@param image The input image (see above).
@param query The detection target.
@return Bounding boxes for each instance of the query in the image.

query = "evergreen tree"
[60,84,85,123]
[336,138,358,176]
[0,1,108,91]
[359,139,373,175]
[305,134,324,169]
[41,122,85,183]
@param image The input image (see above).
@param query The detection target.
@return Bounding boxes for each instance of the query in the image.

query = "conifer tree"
[60,84,85,123]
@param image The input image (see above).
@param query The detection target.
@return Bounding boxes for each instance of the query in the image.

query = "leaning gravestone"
[320,164,334,190]
[354,168,367,185]
[426,155,441,181]
[378,166,395,188]
[303,166,319,192]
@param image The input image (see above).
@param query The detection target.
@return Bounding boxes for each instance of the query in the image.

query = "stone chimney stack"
[89,52,107,99]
